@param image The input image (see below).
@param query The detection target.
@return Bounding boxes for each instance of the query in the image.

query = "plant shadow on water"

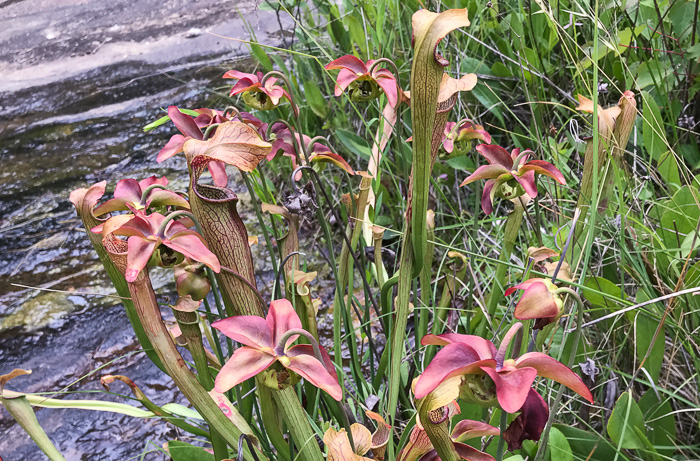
[0,1,291,458]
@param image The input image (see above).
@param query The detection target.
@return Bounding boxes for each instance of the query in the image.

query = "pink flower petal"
[157,134,187,162]
[325,55,368,75]
[308,151,355,175]
[420,334,496,359]
[212,315,273,349]
[168,106,202,140]
[223,70,259,82]
[459,164,510,187]
[515,353,594,403]
[288,344,338,380]
[93,197,129,216]
[375,74,399,108]
[286,351,343,401]
[164,231,220,273]
[513,169,538,197]
[519,160,566,184]
[513,282,560,321]
[481,179,497,215]
[207,161,229,187]
[334,68,361,96]
[214,347,275,393]
[451,420,500,442]
[481,366,538,413]
[453,443,496,461]
[414,344,494,399]
[266,299,303,348]
[504,278,542,296]
[125,236,158,282]
[112,178,144,206]
[138,175,168,190]
[476,144,513,168]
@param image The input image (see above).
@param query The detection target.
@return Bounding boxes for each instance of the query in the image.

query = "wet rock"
[1,291,78,331]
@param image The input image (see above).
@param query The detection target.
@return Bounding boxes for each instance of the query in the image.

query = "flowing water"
[0,1,290,458]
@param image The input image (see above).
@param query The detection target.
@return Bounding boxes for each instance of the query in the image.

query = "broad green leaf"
[626,291,664,381]
[583,276,625,309]
[548,427,573,461]
[607,392,648,449]
[554,424,617,460]
[638,391,677,449]
[304,79,328,118]
[3,390,154,418]
[1,395,67,461]
[335,129,371,160]
[641,91,680,187]
[167,440,215,461]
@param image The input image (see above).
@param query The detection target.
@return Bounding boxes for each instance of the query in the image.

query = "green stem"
[495,410,508,461]
[417,398,459,461]
[139,184,168,204]
[1,395,67,461]
[272,386,324,461]
[476,200,525,336]
[533,287,585,461]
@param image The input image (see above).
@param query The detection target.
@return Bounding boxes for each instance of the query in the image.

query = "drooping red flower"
[414,324,593,413]
[460,144,566,215]
[325,55,400,108]
[156,106,229,187]
[93,176,189,216]
[223,70,297,115]
[268,123,354,178]
[441,120,491,156]
[212,299,342,400]
[95,212,220,282]
[502,388,549,451]
[505,278,564,329]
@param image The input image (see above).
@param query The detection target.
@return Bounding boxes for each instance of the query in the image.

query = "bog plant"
[3,1,699,460]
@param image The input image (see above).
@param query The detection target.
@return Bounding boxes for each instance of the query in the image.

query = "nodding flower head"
[223,70,297,115]
[325,55,400,108]
[460,144,565,215]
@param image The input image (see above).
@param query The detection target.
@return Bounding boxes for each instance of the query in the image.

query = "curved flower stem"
[261,71,299,115]
[495,410,508,461]
[533,287,585,461]
[219,266,267,315]
[203,123,222,141]
[366,58,401,91]
[274,251,305,301]
[476,199,525,337]
[237,434,261,461]
[140,184,168,204]
[223,105,243,121]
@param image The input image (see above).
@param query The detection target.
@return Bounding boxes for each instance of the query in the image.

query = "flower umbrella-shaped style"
[505,278,564,329]
[460,144,566,215]
[414,324,593,413]
[93,176,189,216]
[96,212,220,282]
[157,106,228,187]
[223,70,297,115]
[212,299,342,400]
[441,120,491,157]
[325,55,400,108]
[268,123,355,178]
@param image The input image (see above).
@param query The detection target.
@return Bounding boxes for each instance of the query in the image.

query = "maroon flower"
[441,120,491,157]
[503,389,549,451]
[460,144,565,215]
[223,70,297,115]
[268,123,354,178]
[93,176,189,216]
[414,324,593,414]
[325,56,399,108]
[212,299,342,400]
[95,212,220,282]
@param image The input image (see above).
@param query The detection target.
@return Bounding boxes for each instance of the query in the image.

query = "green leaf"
[304,79,328,118]
[607,392,648,449]
[638,391,677,449]
[143,114,171,132]
[641,91,680,187]
[583,276,625,309]
[548,427,573,461]
[167,441,215,461]
[250,43,273,72]
[335,129,371,160]
[554,424,618,461]
[626,291,664,381]
[162,403,204,420]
